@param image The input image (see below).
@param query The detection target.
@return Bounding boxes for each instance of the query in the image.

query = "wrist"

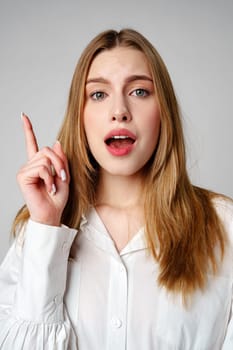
[30,215,61,227]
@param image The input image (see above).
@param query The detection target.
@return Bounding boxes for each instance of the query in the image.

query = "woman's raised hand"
[17,113,70,226]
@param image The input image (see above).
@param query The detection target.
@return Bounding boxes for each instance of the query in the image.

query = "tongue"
[109,139,134,149]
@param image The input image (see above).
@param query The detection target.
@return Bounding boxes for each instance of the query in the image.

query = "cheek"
[84,103,104,130]
[83,107,96,139]
[83,109,103,149]
[152,115,161,139]
[142,108,161,145]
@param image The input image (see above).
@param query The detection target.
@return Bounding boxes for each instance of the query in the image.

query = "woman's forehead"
[87,47,152,80]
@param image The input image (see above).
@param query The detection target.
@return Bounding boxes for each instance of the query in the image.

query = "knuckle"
[38,155,51,169]
[40,164,49,173]
[44,157,52,168]
[41,146,51,153]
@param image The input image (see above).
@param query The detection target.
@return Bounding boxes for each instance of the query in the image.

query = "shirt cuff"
[13,219,77,323]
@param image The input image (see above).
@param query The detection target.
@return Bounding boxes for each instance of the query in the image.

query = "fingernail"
[21,112,25,120]
[60,169,67,182]
[51,183,56,195]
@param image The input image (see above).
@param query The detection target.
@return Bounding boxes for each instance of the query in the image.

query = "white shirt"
[0,198,233,349]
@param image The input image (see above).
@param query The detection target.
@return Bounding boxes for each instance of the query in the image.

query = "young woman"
[0,28,232,349]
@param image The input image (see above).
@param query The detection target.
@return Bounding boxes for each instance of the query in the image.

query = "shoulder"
[212,195,233,220]
[212,195,233,243]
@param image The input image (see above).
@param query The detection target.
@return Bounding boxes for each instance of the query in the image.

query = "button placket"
[107,258,128,349]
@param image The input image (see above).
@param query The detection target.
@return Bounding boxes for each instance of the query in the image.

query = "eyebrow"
[86,75,153,85]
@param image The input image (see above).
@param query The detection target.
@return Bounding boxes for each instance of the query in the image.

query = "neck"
[96,171,144,210]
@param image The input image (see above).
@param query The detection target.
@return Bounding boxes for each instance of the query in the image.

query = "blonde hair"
[13,28,227,300]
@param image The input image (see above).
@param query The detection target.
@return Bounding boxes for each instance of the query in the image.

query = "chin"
[101,164,144,178]
[95,155,149,178]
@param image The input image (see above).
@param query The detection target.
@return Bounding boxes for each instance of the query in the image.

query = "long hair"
[12,28,227,300]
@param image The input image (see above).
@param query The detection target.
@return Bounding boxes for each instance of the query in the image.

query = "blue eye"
[132,89,149,97]
[91,91,106,100]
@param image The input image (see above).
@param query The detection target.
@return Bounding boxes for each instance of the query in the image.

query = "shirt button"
[111,317,122,328]
[119,265,125,273]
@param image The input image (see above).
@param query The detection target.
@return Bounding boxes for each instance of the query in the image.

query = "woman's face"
[83,46,161,178]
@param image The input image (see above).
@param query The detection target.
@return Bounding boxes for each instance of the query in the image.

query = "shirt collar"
[80,208,148,258]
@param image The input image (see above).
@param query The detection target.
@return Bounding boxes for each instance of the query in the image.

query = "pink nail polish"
[51,184,56,195]
[60,169,67,182]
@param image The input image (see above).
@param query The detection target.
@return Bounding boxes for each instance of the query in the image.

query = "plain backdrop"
[0,0,232,262]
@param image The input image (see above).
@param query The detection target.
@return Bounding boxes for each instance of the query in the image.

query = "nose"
[112,112,131,122]
[111,95,132,123]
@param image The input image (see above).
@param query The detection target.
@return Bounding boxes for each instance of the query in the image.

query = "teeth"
[112,135,129,139]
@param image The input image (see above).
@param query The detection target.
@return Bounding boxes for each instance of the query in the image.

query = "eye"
[90,91,107,101]
[131,88,149,97]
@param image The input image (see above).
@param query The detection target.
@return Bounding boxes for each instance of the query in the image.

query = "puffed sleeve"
[0,219,78,349]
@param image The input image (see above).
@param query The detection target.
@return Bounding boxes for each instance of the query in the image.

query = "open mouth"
[105,135,135,148]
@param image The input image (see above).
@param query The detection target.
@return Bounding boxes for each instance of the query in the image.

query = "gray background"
[0,0,232,262]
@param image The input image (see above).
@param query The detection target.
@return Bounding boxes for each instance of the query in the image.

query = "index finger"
[21,112,39,159]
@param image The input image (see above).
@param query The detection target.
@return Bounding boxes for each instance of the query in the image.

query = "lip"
[104,128,137,156]
[104,128,137,142]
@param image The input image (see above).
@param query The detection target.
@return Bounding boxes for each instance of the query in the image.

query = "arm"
[0,114,77,348]
[0,220,78,349]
